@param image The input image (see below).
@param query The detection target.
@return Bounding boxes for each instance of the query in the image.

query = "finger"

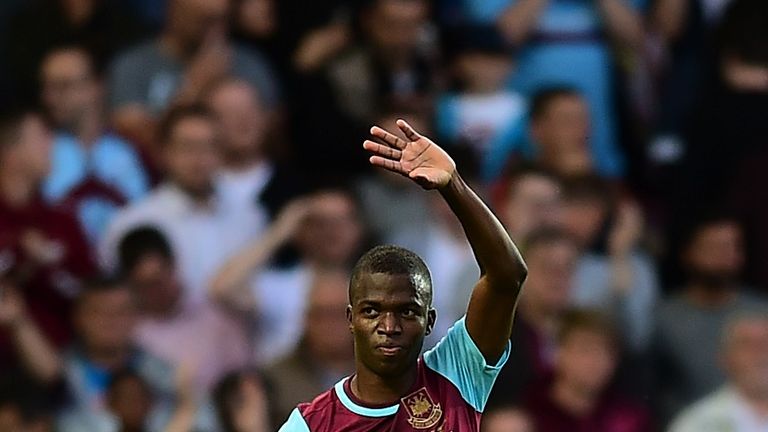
[369,156,405,175]
[370,126,407,149]
[363,140,402,160]
[396,119,422,141]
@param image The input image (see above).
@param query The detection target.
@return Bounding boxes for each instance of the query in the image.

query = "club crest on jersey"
[401,387,443,429]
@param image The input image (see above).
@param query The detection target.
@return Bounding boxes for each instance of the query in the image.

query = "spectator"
[524,309,650,431]
[489,227,579,406]
[436,28,527,183]
[0,109,94,349]
[39,46,150,244]
[106,368,198,432]
[482,0,644,179]
[510,87,595,180]
[118,227,250,392]
[210,188,364,364]
[101,105,260,306]
[4,0,148,105]
[654,216,768,422]
[264,268,354,424]
[108,0,278,148]
[670,310,768,432]
[205,77,300,226]
[294,0,437,177]
[561,177,658,352]
[481,405,534,432]
[57,278,176,432]
[494,166,562,242]
[213,369,271,432]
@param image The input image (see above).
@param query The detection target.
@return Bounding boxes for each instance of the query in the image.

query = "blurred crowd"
[0,0,767,430]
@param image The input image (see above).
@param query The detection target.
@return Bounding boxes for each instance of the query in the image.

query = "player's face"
[348,272,435,378]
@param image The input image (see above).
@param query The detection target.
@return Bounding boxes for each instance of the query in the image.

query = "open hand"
[363,120,456,190]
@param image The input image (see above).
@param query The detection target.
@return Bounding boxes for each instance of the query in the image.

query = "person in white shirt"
[671,309,768,432]
[100,105,261,306]
[209,188,365,365]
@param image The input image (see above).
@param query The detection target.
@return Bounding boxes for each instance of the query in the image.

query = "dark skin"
[348,120,528,405]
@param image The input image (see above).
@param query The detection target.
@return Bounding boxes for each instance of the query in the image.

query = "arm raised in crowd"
[364,120,527,363]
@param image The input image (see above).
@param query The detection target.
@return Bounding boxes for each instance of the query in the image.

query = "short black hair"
[157,104,214,145]
[117,226,174,276]
[524,226,579,254]
[74,275,130,310]
[349,245,432,305]
[717,0,768,66]
[529,86,582,121]
[560,175,614,208]
[557,308,619,348]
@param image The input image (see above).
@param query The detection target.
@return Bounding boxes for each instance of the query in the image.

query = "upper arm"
[465,275,523,364]
[424,316,510,412]
[278,408,310,432]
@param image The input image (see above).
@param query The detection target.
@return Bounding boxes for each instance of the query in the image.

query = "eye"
[361,307,378,317]
[402,308,417,318]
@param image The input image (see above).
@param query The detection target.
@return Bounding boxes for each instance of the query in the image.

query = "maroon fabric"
[298,357,482,431]
[0,195,95,360]
[524,379,651,432]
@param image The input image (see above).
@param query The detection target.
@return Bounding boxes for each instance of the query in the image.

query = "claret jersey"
[278,317,510,431]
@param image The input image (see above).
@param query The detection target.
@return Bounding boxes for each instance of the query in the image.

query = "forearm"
[497,0,549,46]
[598,0,644,50]
[11,318,62,383]
[208,229,285,302]
[439,175,527,289]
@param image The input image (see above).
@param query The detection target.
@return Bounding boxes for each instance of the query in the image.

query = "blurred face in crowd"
[521,239,578,315]
[456,52,512,93]
[208,79,267,162]
[296,192,363,266]
[107,374,152,431]
[684,221,744,288]
[305,270,353,364]
[532,94,592,178]
[127,253,183,317]
[167,0,229,53]
[0,114,52,182]
[236,0,276,38]
[163,115,221,199]
[723,316,768,399]
[40,48,100,131]
[365,0,428,57]
[75,286,137,353]
[0,403,23,432]
[502,173,562,240]
[556,328,618,396]
[561,195,609,248]
[481,407,534,432]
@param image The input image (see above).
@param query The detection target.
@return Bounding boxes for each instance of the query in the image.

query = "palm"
[363,120,456,190]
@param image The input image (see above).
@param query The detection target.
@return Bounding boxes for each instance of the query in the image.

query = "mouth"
[375,344,404,356]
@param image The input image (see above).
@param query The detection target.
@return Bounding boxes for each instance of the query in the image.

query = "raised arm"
[364,120,527,363]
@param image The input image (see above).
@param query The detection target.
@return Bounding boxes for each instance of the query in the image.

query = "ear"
[425,308,436,336]
[346,305,353,333]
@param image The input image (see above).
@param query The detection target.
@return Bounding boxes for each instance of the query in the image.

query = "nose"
[377,312,402,336]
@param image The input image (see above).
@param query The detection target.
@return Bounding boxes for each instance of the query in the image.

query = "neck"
[685,284,737,308]
[85,344,130,370]
[351,365,417,406]
[737,385,768,418]
[552,378,599,417]
[0,171,36,208]
[224,152,263,172]
[160,33,195,61]
[73,109,104,146]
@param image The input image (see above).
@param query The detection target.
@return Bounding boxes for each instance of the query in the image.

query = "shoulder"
[669,388,735,432]
[110,41,161,71]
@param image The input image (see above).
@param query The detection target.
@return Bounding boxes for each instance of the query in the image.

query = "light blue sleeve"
[278,408,310,432]
[423,316,510,412]
[481,112,529,183]
[114,141,150,202]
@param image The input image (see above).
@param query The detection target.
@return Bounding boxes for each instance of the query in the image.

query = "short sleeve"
[278,408,310,432]
[423,316,510,412]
